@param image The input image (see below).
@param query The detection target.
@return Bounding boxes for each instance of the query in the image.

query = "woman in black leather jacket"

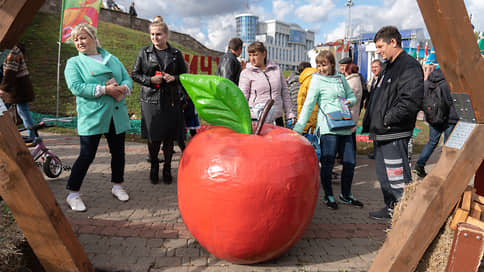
[132,17,187,185]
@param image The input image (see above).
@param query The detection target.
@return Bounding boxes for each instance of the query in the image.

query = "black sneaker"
[339,194,364,208]
[413,164,427,177]
[369,207,392,220]
[324,195,338,210]
[367,153,375,159]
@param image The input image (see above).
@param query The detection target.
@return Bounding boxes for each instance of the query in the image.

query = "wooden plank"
[416,0,484,122]
[369,125,484,272]
[466,217,484,231]
[0,112,93,271]
[461,190,473,211]
[473,192,484,206]
[471,202,482,220]
[446,223,484,272]
[0,0,46,49]
[451,208,469,230]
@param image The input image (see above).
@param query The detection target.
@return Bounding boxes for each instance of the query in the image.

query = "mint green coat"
[64,48,132,136]
[293,73,356,136]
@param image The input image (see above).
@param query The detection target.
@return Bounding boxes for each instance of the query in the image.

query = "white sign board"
[445,121,477,150]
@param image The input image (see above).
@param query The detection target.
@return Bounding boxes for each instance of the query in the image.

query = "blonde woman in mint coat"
[64,23,132,212]
[293,50,363,210]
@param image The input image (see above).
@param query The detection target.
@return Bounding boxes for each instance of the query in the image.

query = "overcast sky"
[110,0,484,52]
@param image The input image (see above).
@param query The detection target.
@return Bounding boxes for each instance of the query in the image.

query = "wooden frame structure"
[370,0,484,271]
[0,1,94,271]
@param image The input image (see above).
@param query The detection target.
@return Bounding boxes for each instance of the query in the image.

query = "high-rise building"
[235,14,314,71]
[235,13,258,60]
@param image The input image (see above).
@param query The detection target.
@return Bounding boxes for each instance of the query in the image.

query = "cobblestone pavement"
[35,133,438,272]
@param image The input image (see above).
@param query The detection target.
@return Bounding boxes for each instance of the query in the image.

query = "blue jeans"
[67,120,125,191]
[320,134,355,198]
[7,103,36,141]
[416,123,456,167]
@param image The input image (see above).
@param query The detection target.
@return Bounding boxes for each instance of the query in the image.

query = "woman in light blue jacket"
[64,23,132,212]
[293,50,363,210]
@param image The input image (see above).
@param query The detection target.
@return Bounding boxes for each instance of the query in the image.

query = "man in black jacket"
[362,26,424,220]
[216,38,243,85]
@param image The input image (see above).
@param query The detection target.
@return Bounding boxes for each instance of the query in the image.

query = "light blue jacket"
[64,48,132,136]
[293,73,356,136]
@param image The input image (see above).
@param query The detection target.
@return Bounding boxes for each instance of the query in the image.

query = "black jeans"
[374,137,412,209]
[67,120,125,191]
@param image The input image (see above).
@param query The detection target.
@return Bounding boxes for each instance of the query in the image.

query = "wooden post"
[0,112,94,271]
[0,1,94,271]
[0,0,46,49]
[369,0,484,271]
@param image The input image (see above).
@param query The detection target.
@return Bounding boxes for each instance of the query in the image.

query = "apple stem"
[254,99,275,135]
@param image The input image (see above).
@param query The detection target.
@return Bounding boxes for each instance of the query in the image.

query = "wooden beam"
[461,190,473,211]
[450,208,469,230]
[417,0,484,122]
[369,125,484,271]
[0,0,46,49]
[470,202,482,220]
[0,113,93,271]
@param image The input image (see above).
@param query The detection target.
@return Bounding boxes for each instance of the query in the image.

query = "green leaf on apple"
[180,74,253,134]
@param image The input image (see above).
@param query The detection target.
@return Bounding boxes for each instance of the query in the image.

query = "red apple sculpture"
[178,74,320,264]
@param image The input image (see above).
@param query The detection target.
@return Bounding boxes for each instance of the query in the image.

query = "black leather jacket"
[216,52,241,85]
[362,51,424,141]
[132,43,186,104]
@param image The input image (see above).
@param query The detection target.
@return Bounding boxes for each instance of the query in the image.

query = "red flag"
[424,43,429,56]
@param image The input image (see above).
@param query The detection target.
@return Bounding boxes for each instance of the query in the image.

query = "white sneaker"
[66,195,87,212]
[112,186,129,202]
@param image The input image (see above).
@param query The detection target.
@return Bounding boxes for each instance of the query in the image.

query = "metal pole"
[345,0,354,58]
[56,41,61,120]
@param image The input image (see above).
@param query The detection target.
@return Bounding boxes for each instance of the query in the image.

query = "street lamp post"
[345,0,354,42]
[344,0,354,59]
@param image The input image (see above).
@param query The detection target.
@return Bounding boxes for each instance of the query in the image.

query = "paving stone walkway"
[35,133,438,272]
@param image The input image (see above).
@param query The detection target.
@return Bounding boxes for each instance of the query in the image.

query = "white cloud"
[295,0,335,23]
[108,0,482,52]
[206,13,240,51]
[173,17,208,46]
[467,0,484,31]
[170,0,246,17]
[324,22,345,43]
[272,0,294,21]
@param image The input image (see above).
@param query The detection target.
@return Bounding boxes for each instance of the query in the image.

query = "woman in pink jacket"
[238,42,296,126]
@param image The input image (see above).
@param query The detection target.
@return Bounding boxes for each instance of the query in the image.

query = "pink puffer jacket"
[238,60,295,120]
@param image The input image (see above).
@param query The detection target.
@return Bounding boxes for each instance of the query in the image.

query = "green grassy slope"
[20,12,199,118]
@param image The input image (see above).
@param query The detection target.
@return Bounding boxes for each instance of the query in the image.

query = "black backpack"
[422,80,449,127]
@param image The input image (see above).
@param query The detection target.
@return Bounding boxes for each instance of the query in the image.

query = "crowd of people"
[218,25,457,220]
[0,20,459,219]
